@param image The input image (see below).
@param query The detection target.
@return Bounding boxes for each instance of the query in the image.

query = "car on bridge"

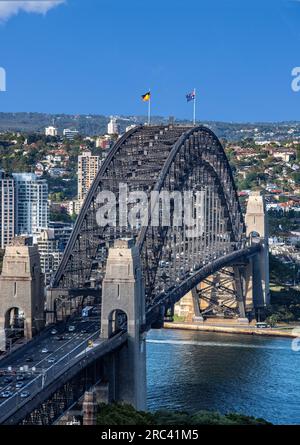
[16,374,25,381]
[0,390,13,398]
[82,306,94,317]
[3,377,13,384]
[54,335,65,341]
[20,391,30,398]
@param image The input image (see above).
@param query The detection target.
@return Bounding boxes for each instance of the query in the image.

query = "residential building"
[68,199,81,216]
[78,151,101,203]
[96,135,112,150]
[0,171,15,248]
[48,221,73,248]
[35,229,62,284]
[35,222,72,284]
[63,129,79,140]
[107,116,119,135]
[13,173,48,236]
[268,148,296,162]
[45,126,58,137]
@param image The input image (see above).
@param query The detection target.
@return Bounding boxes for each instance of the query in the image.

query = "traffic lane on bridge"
[0,334,104,424]
[0,319,99,391]
[6,319,98,363]
[0,319,100,413]
[0,320,95,391]
[0,322,101,423]
[13,320,99,368]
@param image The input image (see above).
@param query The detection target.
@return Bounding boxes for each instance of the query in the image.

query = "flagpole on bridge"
[148,89,151,126]
[193,88,196,126]
[141,90,151,125]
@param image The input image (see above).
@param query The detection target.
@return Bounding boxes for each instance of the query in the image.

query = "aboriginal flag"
[141,91,151,101]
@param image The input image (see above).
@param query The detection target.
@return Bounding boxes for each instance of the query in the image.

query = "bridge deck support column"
[233,266,248,323]
[101,239,146,411]
[191,287,204,322]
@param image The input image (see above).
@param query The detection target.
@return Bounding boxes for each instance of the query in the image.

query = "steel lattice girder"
[50,125,245,313]
[20,360,102,425]
[195,267,243,317]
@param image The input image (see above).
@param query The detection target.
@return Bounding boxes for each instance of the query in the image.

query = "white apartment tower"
[107,116,119,135]
[13,173,48,236]
[78,151,101,203]
[45,126,58,137]
[0,171,15,249]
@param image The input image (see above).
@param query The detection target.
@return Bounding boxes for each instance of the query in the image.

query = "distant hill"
[0,112,111,135]
[0,112,167,136]
[0,112,299,140]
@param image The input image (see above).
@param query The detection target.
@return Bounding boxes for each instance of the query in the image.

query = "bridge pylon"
[245,191,270,315]
[101,238,146,411]
[0,237,45,347]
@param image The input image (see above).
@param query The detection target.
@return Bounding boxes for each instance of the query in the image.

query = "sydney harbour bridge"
[0,125,269,424]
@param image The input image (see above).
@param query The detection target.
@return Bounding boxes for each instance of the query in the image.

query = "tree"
[266,314,279,327]
[96,403,270,425]
[292,172,300,185]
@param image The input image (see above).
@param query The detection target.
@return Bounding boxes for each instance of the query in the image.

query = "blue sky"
[0,0,300,121]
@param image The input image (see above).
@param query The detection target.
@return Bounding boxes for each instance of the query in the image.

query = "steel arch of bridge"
[51,125,246,312]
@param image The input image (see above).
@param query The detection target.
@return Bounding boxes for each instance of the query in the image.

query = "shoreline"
[163,321,299,338]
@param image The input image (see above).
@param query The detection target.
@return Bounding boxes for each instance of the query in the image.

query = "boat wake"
[146,339,289,350]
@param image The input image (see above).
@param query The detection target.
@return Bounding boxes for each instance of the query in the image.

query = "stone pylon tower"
[0,237,45,344]
[101,238,146,411]
[245,191,270,311]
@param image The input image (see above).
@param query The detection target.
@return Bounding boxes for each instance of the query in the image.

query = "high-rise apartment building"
[78,151,101,203]
[107,116,119,135]
[13,173,48,236]
[0,171,15,249]
[35,222,72,284]
[48,221,73,249]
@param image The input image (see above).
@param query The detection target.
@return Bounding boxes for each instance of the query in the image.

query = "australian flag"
[186,89,196,102]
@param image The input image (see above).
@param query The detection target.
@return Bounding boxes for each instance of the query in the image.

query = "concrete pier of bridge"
[245,190,270,313]
[100,238,147,411]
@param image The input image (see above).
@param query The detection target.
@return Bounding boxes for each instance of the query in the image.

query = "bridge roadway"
[0,317,127,424]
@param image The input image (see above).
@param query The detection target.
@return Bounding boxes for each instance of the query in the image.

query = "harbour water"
[146,328,300,424]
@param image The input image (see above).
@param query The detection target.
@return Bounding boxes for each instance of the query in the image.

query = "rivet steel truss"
[51,125,245,312]
[196,267,244,318]
[20,359,102,425]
